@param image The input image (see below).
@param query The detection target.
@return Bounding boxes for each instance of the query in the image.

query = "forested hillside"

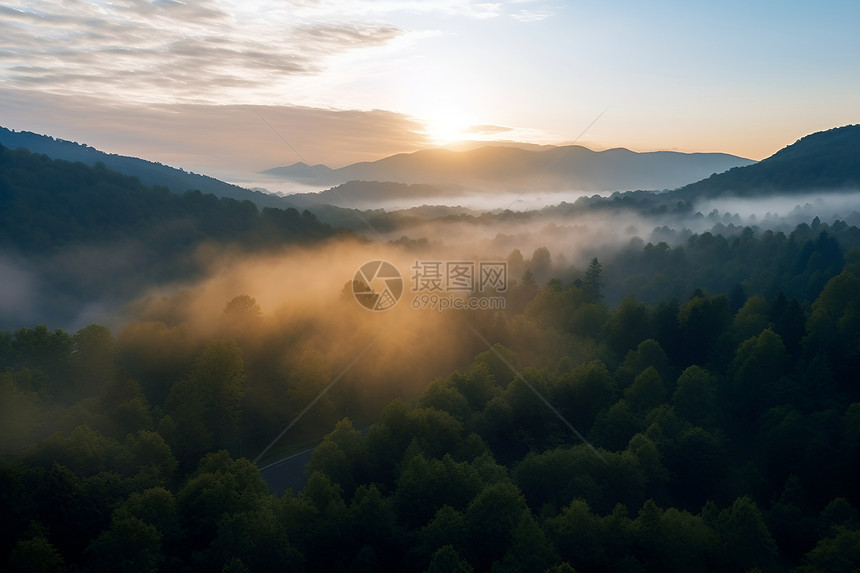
[674,125,860,197]
[0,144,337,328]
[0,128,291,209]
[0,144,332,253]
[3,218,860,571]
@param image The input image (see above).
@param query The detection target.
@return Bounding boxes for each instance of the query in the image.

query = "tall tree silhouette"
[584,257,604,302]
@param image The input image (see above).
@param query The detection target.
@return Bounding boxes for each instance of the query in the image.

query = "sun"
[419,105,474,146]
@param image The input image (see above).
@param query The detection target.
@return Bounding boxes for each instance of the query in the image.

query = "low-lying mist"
[118,238,500,410]
[5,184,860,462]
[5,188,860,335]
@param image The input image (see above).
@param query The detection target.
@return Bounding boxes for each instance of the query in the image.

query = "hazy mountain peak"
[264,143,754,192]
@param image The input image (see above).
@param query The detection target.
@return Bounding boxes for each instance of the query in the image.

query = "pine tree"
[584,257,604,302]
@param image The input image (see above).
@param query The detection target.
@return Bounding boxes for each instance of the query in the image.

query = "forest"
[3,187,860,570]
[2,0,858,566]
[0,144,337,329]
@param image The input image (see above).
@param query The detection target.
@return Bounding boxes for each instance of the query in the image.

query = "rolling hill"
[672,124,860,198]
[0,143,336,328]
[265,144,755,192]
[0,126,293,209]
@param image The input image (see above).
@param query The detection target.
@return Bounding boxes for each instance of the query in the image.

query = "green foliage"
[0,145,337,328]
[729,329,789,422]
[624,367,667,412]
[605,295,651,356]
[672,366,719,427]
[165,340,245,456]
[395,454,483,528]
[798,527,860,573]
[6,536,65,573]
[85,516,163,573]
[464,482,529,567]
[678,292,732,366]
[584,257,605,302]
[426,545,473,573]
[4,214,860,571]
[714,497,779,571]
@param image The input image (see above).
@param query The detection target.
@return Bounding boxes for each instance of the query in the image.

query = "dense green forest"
[3,215,860,571]
[0,144,333,253]
[0,144,337,328]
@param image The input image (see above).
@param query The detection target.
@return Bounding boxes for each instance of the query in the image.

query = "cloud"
[286,0,505,19]
[510,8,552,22]
[0,88,431,173]
[0,0,404,104]
[467,124,514,135]
[472,3,503,19]
[0,256,35,326]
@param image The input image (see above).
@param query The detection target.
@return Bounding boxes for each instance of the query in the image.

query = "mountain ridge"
[0,126,293,209]
[671,124,860,198]
[265,144,755,192]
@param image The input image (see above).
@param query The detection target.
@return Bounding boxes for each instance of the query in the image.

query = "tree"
[307,418,366,497]
[464,482,529,568]
[530,246,552,283]
[507,249,526,279]
[495,512,556,572]
[584,257,604,302]
[427,545,473,573]
[624,367,667,413]
[220,295,263,341]
[177,452,269,553]
[85,517,163,573]
[113,487,182,548]
[799,527,860,573]
[615,339,672,389]
[714,497,779,572]
[165,340,245,456]
[69,324,117,398]
[590,399,638,452]
[556,360,618,431]
[419,506,468,560]
[671,366,719,427]
[119,430,178,484]
[677,293,732,367]
[544,498,606,568]
[7,536,65,573]
[394,454,482,529]
[730,329,789,423]
[605,296,651,357]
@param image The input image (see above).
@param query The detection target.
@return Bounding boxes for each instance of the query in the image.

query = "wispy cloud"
[0,88,430,172]
[286,0,505,19]
[510,8,552,22]
[473,3,503,19]
[467,124,513,135]
[0,0,403,104]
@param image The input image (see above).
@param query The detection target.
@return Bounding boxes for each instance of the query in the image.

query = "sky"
[1,0,859,180]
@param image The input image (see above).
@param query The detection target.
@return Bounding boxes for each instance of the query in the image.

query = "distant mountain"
[264,145,755,192]
[437,140,558,152]
[673,125,860,198]
[0,126,292,209]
